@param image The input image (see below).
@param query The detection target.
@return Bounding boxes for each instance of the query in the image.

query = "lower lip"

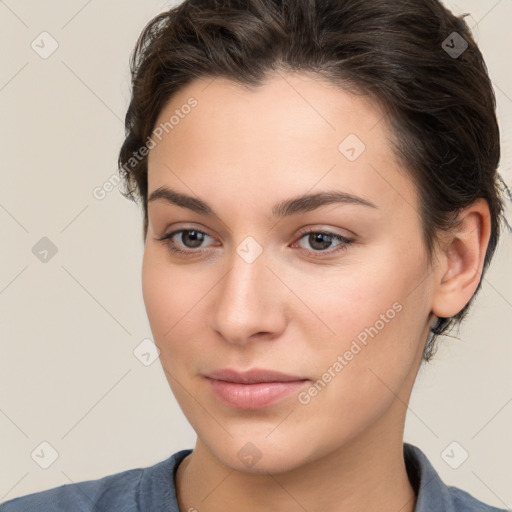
[206,378,309,409]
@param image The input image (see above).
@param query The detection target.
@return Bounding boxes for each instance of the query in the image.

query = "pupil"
[311,233,331,250]
[185,230,203,248]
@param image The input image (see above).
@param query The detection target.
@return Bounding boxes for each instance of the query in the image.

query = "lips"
[205,367,307,384]
[204,368,310,409]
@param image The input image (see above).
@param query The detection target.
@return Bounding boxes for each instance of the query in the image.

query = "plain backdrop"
[0,0,511,508]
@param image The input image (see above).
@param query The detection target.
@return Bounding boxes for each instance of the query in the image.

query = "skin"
[142,72,491,512]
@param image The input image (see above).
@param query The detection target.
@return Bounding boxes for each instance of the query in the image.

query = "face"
[142,72,434,474]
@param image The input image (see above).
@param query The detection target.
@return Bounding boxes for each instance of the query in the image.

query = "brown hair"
[118,0,509,362]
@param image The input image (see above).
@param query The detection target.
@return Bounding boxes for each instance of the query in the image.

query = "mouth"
[204,368,310,409]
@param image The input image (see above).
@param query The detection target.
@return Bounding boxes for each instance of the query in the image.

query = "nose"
[209,247,287,347]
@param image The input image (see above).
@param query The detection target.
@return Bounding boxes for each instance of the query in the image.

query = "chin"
[201,431,319,475]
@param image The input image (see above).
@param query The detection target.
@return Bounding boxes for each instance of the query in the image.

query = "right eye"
[155,228,216,256]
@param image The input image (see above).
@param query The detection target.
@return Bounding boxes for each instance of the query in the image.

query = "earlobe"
[431,198,491,319]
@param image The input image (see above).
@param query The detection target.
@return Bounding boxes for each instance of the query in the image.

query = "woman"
[2,0,509,510]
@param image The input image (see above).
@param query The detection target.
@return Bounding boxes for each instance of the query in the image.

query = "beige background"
[1,0,511,508]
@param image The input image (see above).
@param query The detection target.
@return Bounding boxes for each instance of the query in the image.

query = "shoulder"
[403,443,508,512]
[0,467,144,512]
[0,450,190,512]
[447,485,509,512]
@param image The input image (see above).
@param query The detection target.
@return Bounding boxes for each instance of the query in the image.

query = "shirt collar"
[404,442,455,512]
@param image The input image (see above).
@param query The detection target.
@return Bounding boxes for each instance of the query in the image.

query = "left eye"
[156,228,353,257]
[294,230,353,254]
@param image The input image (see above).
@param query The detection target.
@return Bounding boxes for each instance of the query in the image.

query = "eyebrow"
[147,186,377,221]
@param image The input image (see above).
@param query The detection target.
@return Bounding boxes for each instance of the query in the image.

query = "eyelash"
[155,227,354,258]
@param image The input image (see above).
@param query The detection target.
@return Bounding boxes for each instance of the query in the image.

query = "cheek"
[141,249,211,365]
[142,250,186,351]
[298,246,428,375]
[292,260,428,446]
[287,257,416,342]
[141,251,169,336]
[142,247,191,326]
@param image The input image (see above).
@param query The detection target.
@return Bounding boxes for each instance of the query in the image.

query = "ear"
[431,198,492,319]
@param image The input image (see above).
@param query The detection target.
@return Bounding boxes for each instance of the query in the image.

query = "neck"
[175,409,417,512]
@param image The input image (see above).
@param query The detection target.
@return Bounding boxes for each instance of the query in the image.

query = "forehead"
[147,72,418,219]
[151,72,387,152]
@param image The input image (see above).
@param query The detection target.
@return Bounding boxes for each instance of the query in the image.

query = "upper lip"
[205,368,308,384]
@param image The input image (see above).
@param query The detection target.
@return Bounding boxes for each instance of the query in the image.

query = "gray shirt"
[0,443,508,511]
